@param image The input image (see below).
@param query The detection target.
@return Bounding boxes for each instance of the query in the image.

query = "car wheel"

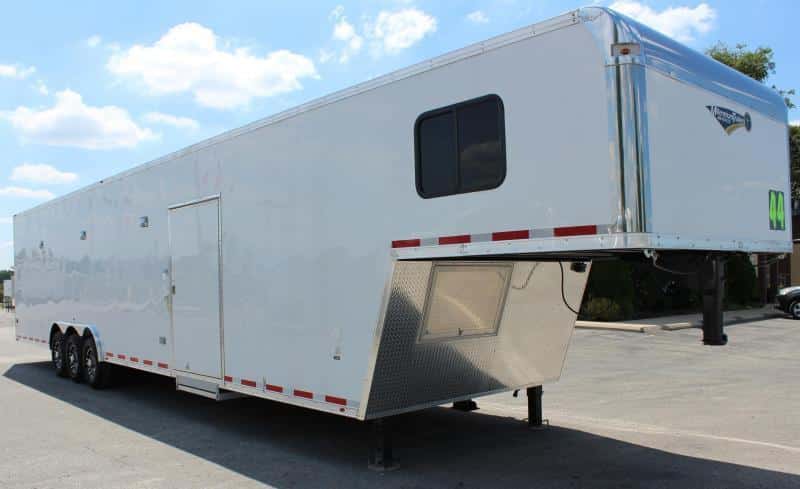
[66,334,83,382]
[790,300,800,320]
[81,336,112,389]
[51,330,68,377]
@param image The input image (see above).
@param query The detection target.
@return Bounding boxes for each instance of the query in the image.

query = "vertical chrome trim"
[610,63,626,232]
[616,62,650,232]
[584,6,651,233]
[631,65,652,231]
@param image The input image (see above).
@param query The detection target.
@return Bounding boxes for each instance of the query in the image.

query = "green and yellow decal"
[769,190,785,231]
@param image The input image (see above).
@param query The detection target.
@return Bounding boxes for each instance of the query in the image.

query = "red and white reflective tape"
[223,375,355,411]
[392,224,601,249]
[19,335,355,411]
[16,335,48,344]
[105,351,168,369]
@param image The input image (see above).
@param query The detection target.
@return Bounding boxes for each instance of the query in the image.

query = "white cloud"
[329,5,345,20]
[0,217,12,225]
[466,10,489,24]
[319,48,336,64]
[35,79,48,95]
[107,23,318,109]
[143,111,199,130]
[324,6,364,64]
[791,120,799,127]
[0,64,36,80]
[367,8,437,55]
[610,1,715,42]
[0,187,55,199]
[3,89,157,149]
[11,163,77,185]
[86,35,102,48]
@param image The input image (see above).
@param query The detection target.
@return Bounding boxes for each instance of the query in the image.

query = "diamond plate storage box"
[364,261,590,418]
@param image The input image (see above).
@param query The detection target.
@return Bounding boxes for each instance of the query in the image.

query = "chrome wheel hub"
[68,343,79,373]
[85,347,96,380]
[52,340,62,367]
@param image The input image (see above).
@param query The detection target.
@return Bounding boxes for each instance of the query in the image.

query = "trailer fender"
[52,321,106,360]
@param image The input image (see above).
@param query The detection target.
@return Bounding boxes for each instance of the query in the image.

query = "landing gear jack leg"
[701,255,728,346]
[452,399,478,411]
[527,385,547,429]
[368,417,398,471]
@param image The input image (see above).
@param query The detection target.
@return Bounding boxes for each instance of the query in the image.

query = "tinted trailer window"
[415,95,506,198]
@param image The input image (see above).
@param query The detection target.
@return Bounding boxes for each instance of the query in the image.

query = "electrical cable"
[756,255,787,267]
[558,261,581,315]
[646,250,700,276]
[651,259,696,276]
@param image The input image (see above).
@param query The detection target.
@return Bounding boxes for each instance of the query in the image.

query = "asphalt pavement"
[1,311,798,488]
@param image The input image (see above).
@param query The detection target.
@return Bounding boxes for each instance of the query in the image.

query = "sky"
[0,0,797,269]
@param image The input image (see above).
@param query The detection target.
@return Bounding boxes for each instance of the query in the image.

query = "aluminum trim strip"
[392,233,791,259]
[167,194,221,210]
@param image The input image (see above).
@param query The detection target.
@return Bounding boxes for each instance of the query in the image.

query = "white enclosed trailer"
[3,278,12,306]
[13,7,790,467]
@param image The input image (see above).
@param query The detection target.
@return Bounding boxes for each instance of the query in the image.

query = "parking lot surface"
[1,311,798,488]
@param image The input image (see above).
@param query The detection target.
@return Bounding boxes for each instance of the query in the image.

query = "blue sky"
[0,0,797,269]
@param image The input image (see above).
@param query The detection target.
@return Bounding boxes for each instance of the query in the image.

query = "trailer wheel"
[81,336,112,389]
[790,300,800,320]
[50,330,68,377]
[65,334,83,382]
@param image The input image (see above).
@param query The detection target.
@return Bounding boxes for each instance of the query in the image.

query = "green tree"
[706,43,774,82]
[706,43,795,108]
[792,125,800,199]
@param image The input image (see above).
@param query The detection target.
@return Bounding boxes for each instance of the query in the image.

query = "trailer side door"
[168,197,223,379]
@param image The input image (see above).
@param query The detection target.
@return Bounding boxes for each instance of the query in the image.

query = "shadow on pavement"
[5,361,799,489]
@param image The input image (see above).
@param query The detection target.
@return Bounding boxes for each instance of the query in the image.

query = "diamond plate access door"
[364,260,590,419]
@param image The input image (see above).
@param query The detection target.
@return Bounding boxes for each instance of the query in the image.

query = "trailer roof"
[591,7,787,122]
[15,6,788,218]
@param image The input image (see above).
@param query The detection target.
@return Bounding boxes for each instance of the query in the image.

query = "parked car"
[776,286,800,319]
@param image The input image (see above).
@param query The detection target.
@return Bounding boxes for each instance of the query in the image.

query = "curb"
[573,321,660,333]
[576,310,784,333]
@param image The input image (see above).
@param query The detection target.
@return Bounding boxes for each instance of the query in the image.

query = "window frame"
[417,262,513,343]
[414,94,507,199]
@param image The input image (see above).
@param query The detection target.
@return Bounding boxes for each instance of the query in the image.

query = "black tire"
[81,336,112,389]
[790,300,800,320]
[65,334,83,382]
[50,330,68,377]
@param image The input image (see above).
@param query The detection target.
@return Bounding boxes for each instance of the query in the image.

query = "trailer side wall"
[14,22,615,414]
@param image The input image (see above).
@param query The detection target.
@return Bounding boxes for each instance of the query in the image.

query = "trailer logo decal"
[769,190,786,230]
[706,105,751,134]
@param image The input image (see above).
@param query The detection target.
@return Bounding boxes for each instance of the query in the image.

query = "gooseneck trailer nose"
[12,7,790,469]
